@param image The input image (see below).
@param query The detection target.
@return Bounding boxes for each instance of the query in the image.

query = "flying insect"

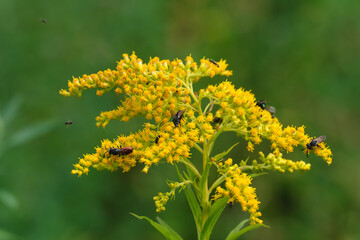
[172,109,186,127]
[65,121,73,126]
[304,136,326,157]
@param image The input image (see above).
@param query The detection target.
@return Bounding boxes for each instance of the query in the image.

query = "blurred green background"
[1,0,359,239]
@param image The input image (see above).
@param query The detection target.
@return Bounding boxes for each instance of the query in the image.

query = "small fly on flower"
[304,136,326,158]
[209,59,219,67]
[212,117,222,124]
[256,100,276,118]
[107,146,134,156]
[172,109,186,127]
[227,201,233,208]
[155,135,161,144]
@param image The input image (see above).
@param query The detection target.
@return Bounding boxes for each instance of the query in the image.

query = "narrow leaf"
[156,217,183,240]
[130,213,182,240]
[0,229,19,240]
[2,95,23,124]
[201,197,228,239]
[213,143,239,161]
[225,219,249,240]
[226,223,270,240]
[183,185,201,229]
[0,189,19,210]
[7,119,58,148]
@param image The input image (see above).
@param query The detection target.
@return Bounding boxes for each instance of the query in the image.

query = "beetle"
[108,146,134,156]
[304,136,326,157]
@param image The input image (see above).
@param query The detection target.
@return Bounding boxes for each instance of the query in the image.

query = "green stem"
[179,158,201,178]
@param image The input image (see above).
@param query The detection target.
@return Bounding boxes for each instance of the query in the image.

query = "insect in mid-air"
[304,136,326,158]
[256,100,276,118]
[172,109,186,127]
[209,59,219,67]
[65,121,73,126]
[107,146,134,156]
[41,19,47,23]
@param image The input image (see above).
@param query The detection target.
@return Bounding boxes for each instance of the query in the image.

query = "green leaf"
[183,185,202,229]
[0,229,19,240]
[201,197,228,240]
[225,219,249,240]
[213,143,239,161]
[225,222,270,240]
[156,217,183,240]
[1,95,23,124]
[0,189,19,210]
[7,119,58,149]
[130,213,182,240]
[175,164,201,232]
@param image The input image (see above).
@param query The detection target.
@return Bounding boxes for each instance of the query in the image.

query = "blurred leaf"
[213,143,239,161]
[0,189,19,210]
[1,95,23,124]
[201,197,228,240]
[175,165,201,230]
[156,217,183,240]
[225,223,270,240]
[130,213,183,240]
[7,119,58,149]
[0,229,19,240]
[225,219,249,240]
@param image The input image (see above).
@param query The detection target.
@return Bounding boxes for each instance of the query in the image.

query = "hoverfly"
[209,59,219,67]
[256,100,276,118]
[227,201,233,208]
[107,146,134,156]
[304,136,326,158]
[172,109,186,127]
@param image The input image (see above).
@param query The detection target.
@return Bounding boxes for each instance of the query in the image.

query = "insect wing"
[177,109,186,119]
[265,105,276,115]
[315,136,326,144]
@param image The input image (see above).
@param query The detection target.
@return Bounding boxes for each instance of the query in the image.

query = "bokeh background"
[1,0,359,239]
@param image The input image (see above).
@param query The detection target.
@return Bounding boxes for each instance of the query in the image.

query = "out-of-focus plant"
[60,53,333,240]
[0,96,57,239]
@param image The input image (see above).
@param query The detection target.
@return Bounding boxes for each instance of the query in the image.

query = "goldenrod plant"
[60,53,333,240]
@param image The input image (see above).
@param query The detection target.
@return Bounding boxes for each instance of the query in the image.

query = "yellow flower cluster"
[60,52,232,128]
[153,192,173,213]
[153,181,189,212]
[258,152,311,173]
[71,121,201,176]
[201,81,333,166]
[61,52,333,230]
[214,166,262,225]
